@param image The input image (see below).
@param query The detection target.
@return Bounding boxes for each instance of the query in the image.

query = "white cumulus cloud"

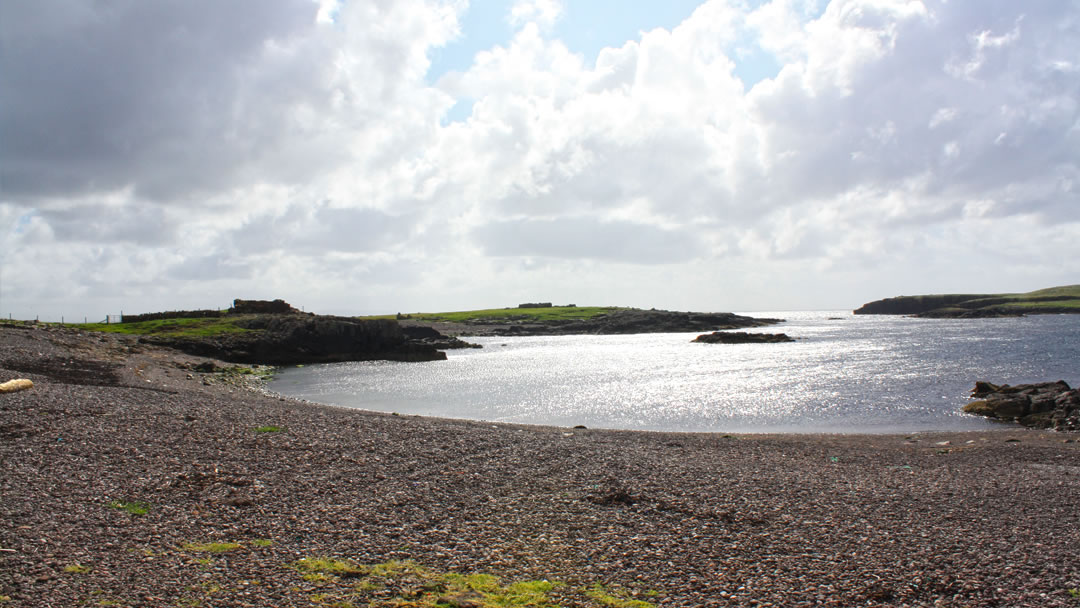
[1,0,1077,319]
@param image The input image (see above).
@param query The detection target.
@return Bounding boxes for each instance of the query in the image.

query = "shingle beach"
[2,323,1078,607]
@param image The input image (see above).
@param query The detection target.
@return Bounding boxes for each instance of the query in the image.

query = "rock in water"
[692,331,795,344]
[963,380,1079,431]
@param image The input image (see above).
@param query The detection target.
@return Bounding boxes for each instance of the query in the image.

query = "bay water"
[269,312,1079,433]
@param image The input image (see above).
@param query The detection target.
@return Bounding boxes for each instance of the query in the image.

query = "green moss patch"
[585,583,656,607]
[254,425,284,433]
[107,500,150,515]
[287,558,654,607]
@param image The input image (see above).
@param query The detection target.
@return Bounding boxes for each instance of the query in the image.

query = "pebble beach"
[2,323,1079,607]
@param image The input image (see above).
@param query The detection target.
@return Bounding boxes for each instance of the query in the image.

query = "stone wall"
[121,310,224,323]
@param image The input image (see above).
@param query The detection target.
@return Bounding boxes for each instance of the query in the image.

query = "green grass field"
[72,316,257,337]
[859,285,1080,315]
[364,306,622,323]
[990,285,1080,311]
[61,306,622,338]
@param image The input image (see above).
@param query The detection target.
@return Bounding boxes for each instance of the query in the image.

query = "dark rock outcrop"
[142,315,447,365]
[692,331,795,344]
[401,326,482,350]
[460,309,781,337]
[963,380,1079,431]
[854,294,996,315]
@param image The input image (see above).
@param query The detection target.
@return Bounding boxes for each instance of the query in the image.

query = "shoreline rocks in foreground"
[963,380,1080,431]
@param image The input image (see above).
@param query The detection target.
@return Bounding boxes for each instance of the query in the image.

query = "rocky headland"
[853,285,1080,317]
[140,314,452,365]
[123,299,477,365]
[963,380,1080,431]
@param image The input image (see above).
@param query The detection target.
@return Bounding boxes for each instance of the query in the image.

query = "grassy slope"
[72,316,258,337]
[1006,285,1080,308]
[364,306,622,323]
[988,285,1080,311]
[858,285,1080,315]
[65,307,622,337]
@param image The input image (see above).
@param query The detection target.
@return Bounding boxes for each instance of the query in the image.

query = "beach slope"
[1,323,1078,607]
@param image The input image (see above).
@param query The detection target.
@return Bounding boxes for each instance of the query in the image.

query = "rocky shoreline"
[2,323,1080,607]
[963,381,1080,431]
[400,308,782,338]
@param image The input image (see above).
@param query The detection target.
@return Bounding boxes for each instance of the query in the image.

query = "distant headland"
[853,285,1080,317]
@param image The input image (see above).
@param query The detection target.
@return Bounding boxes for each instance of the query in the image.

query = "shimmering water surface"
[270,312,1080,433]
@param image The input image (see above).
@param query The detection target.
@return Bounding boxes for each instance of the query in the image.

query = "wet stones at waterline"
[963,380,1079,431]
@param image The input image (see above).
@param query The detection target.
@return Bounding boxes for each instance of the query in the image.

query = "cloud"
[0,0,461,204]
[1,0,1078,319]
[509,0,564,30]
[473,217,705,264]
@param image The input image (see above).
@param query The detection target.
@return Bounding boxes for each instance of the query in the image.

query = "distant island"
[393,306,782,337]
[853,285,1080,317]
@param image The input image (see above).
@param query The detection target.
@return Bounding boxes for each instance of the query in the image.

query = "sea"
[269,311,1080,434]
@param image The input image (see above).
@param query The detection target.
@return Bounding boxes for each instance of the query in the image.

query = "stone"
[963,381,1078,432]
[0,379,33,393]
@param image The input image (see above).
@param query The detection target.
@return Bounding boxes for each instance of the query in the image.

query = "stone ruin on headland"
[120,299,303,323]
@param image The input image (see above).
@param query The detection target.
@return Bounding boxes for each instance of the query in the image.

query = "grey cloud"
[495,129,730,220]
[0,0,324,202]
[231,202,416,255]
[38,203,177,245]
[166,254,253,281]
[472,217,705,264]
[745,0,1079,221]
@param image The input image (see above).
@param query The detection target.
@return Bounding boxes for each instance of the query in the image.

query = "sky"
[1,0,1078,321]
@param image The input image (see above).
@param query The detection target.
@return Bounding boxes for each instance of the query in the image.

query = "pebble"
[1,323,1078,607]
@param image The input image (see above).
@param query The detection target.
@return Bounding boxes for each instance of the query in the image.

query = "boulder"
[963,380,1078,432]
[962,395,1029,419]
